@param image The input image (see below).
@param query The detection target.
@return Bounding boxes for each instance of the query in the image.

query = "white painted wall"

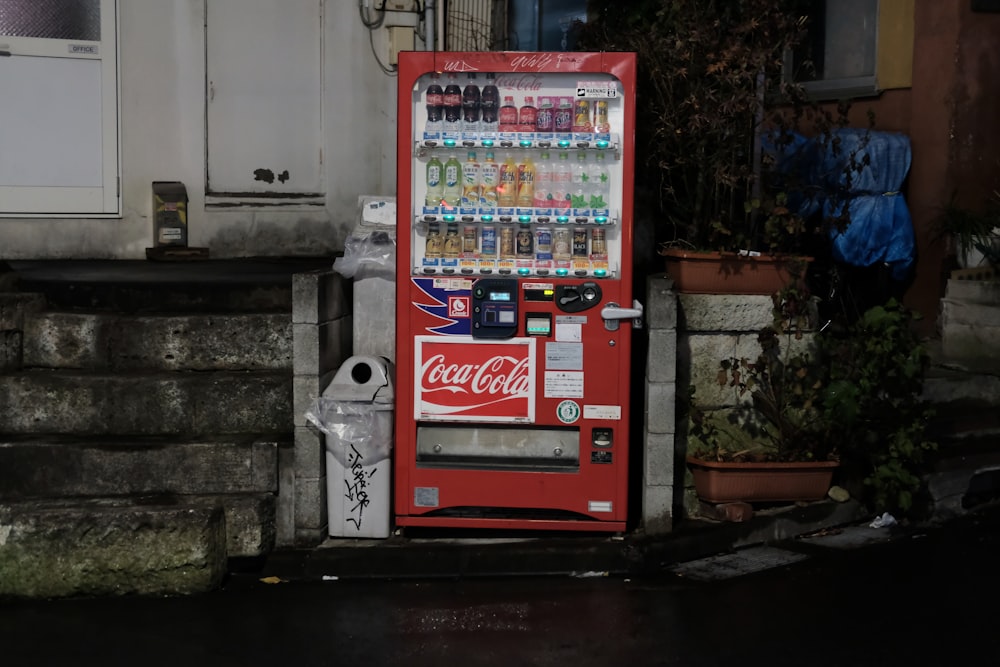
[0,0,399,259]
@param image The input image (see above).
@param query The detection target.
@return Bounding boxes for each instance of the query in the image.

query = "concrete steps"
[22,311,291,371]
[0,369,292,436]
[0,435,281,556]
[0,500,228,598]
[0,262,326,596]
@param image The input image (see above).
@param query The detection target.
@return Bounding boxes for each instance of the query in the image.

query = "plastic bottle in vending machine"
[443,223,461,258]
[480,72,500,129]
[425,153,444,207]
[533,151,552,209]
[535,97,554,133]
[461,151,481,210]
[479,151,499,211]
[443,153,462,208]
[443,73,462,130]
[518,96,538,133]
[589,151,610,212]
[461,73,481,134]
[570,152,590,210]
[498,95,519,133]
[516,153,535,208]
[425,73,443,133]
[498,153,518,208]
[552,151,572,212]
[554,97,573,134]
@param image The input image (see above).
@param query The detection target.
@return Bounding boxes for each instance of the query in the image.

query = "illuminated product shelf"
[415,135,620,158]
[414,213,617,226]
[412,263,614,279]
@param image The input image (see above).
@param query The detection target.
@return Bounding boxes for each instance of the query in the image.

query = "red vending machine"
[394,51,639,532]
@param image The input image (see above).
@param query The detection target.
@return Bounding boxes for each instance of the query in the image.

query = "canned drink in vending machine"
[481,226,497,257]
[552,227,571,261]
[462,226,478,255]
[535,227,552,260]
[572,227,588,258]
[499,226,516,259]
[590,228,607,260]
[595,99,610,134]
[516,225,534,259]
[573,99,592,132]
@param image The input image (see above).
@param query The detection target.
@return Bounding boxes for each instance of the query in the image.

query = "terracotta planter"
[661,249,811,295]
[686,456,838,504]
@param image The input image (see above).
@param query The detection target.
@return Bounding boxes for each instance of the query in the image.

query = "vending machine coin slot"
[555,282,602,313]
[471,277,519,339]
[592,427,613,447]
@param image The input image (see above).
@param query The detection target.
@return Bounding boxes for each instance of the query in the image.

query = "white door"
[0,0,120,216]
[205,0,323,202]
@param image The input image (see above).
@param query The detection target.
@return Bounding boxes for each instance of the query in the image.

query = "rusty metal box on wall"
[152,182,189,247]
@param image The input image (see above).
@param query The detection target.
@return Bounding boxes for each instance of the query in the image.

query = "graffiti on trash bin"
[344,442,377,529]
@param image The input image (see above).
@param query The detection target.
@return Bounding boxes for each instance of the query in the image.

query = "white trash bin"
[306,355,394,539]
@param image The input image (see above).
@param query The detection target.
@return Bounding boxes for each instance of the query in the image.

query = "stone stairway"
[923,276,1000,520]
[0,259,331,597]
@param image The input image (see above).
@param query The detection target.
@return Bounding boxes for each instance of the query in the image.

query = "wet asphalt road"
[2,506,998,667]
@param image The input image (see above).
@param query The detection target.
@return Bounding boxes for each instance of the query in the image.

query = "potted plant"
[577,0,823,293]
[685,300,937,512]
[935,191,1000,276]
[685,327,840,503]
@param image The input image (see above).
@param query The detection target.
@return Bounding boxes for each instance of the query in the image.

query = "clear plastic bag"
[304,398,393,467]
[333,231,397,280]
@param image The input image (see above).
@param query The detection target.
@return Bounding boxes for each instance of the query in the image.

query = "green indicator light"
[595,216,608,225]
[556,268,569,276]
[519,140,532,148]
[443,139,457,147]
[596,140,610,149]
[556,216,569,223]
[518,215,531,223]
[482,140,494,147]
[517,268,531,276]
[558,140,571,148]
[594,269,607,277]
[443,214,456,222]
[481,215,493,222]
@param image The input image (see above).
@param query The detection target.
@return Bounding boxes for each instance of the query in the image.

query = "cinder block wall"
[285,271,352,547]
[675,292,816,516]
[642,275,677,535]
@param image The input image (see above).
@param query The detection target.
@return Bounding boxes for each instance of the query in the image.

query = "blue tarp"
[769,127,915,281]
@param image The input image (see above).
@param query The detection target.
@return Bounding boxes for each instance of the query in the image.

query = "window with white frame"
[0,0,120,216]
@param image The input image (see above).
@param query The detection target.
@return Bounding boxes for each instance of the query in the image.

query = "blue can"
[481,226,497,258]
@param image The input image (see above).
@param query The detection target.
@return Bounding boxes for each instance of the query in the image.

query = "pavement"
[248,497,895,582]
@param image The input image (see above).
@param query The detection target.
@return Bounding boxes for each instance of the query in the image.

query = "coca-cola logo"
[421,354,530,398]
[416,339,536,420]
[495,75,543,92]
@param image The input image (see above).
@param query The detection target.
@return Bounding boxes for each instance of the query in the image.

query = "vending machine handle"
[601,300,644,331]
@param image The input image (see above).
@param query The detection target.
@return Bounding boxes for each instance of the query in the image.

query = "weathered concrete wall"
[22,312,292,371]
[0,502,227,598]
[284,271,352,547]
[0,1,398,259]
[939,279,1000,373]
